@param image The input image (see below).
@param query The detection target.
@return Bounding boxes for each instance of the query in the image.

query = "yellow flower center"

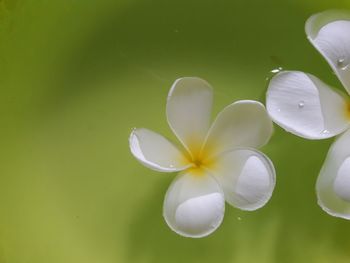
[192,158,203,168]
[181,140,218,176]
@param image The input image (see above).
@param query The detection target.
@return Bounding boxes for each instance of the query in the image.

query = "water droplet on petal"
[337,57,349,70]
[277,108,281,112]
[270,67,283,74]
[337,57,345,64]
[266,67,283,81]
[322,129,330,135]
[298,100,305,109]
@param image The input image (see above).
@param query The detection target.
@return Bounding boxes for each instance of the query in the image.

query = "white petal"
[317,129,350,219]
[163,171,225,238]
[306,10,350,93]
[129,128,189,172]
[202,100,273,157]
[210,148,275,211]
[166,77,213,156]
[334,157,350,201]
[267,71,350,139]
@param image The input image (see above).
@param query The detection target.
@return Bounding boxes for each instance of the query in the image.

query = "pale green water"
[1,0,350,262]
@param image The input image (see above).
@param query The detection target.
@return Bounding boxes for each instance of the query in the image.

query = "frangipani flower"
[130,77,276,238]
[266,10,350,219]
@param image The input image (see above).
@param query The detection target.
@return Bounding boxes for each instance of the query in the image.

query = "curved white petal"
[334,158,350,201]
[267,71,350,139]
[209,148,275,211]
[306,10,350,93]
[166,77,213,156]
[163,171,225,238]
[202,100,273,157]
[129,128,189,172]
[317,129,350,219]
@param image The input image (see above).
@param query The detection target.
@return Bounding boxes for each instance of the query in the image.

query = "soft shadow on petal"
[209,148,275,211]
[317,129,350,219]
[163,171,225,238]
[129,128,190,172]
[166,77,213,156]
[126,179,237,263]
[267,71,350,139]
[202,100,273,158]
[306,10,350,93]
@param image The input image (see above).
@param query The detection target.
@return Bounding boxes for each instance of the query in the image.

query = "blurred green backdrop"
[1,0,350,262]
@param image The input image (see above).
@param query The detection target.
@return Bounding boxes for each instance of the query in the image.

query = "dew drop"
[237,217,242,221]
[266,67,283,81]
[337,57,349,70]
[298,100,305,109]
[277,108,281,112]
[322,129,330,135]
[270,67,283,74]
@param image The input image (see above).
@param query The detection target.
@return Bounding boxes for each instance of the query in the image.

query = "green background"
[1,0,350,262]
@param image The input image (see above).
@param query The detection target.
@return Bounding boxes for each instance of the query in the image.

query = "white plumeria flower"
[266,10,350,219]
[130,77,276,238]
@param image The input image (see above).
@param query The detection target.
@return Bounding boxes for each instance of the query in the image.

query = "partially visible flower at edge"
[130,77,276,238]
[266,10,350,219]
